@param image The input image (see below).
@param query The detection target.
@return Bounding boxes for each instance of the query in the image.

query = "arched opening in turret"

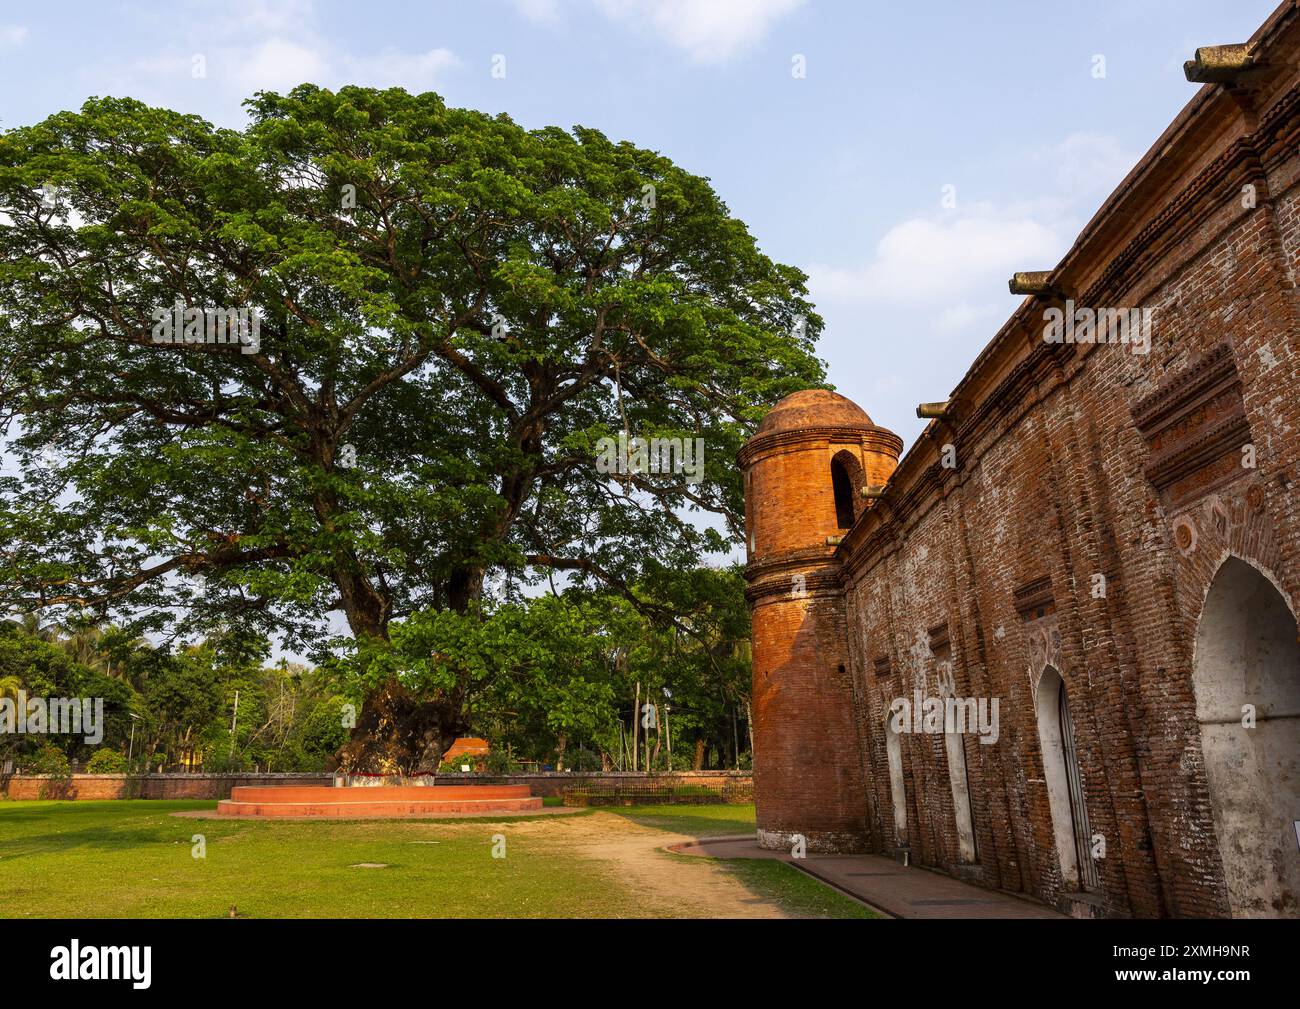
[831,451,863,530]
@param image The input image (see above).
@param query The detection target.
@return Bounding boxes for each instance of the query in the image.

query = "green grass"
[613,804,879,919]
[608,802,758,837]
[0,800,874,919]
[717,859,879,918]
[0,800,636,918]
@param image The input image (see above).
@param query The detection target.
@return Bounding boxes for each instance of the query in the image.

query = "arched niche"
[1192,555,1300,917]
[1035,664,1097,891]
[885,712,908,845]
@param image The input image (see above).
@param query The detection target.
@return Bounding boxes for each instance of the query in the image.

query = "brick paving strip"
[171,806,583,821]
[668,836,1066,919]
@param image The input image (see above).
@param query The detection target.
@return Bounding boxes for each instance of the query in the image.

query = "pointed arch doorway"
[1193,556,1300,917]
[1035,665,1099,891]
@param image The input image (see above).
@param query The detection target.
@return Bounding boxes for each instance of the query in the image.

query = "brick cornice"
[738,424,903,467]
[745,567,844,605]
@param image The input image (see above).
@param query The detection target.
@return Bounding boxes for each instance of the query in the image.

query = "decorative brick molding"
[1014,577,1056,620]
[1131,343,1253,507]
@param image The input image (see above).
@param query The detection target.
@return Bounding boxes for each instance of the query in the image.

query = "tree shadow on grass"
[605,804,756,839]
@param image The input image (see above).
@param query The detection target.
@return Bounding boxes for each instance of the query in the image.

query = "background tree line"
[0,564,751,776]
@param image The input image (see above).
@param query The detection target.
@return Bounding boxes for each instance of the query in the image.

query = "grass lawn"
[0,799,876,919]
[608,804,878,919]
[608,802,759,836]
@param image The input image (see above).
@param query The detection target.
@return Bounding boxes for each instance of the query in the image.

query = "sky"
[0,0,1278,448]
[0,0,1281,655]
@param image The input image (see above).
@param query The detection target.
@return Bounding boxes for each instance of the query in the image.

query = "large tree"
[0,86,823,771]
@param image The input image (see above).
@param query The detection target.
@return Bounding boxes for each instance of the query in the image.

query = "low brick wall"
[432,771,752,798]
[2,773,332,801]
[1,770,752,801]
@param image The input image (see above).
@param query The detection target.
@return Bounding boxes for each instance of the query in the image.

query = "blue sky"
[0,0,1277,446]
[0,0,1282,657]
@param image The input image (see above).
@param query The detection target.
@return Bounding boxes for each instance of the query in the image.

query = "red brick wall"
[0,771,751,801]
[1,774,334,800]
[744,6,1300,913]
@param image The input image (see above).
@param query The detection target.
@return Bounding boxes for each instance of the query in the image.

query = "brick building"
[740,2,1300,917]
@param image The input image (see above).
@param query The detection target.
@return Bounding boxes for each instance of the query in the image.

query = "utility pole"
[127,713,139,770]
[229,689,240,759]
[645,703,654,773]
[663,687,673,770]
[632,681,640,772]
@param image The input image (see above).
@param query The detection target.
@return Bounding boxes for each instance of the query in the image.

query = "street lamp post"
[127,713,141,772]
[663,687,673,771]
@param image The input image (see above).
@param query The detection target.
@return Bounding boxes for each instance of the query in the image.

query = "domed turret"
[738,388,902,853]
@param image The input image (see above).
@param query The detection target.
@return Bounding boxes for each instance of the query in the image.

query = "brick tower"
[738,389,902,852]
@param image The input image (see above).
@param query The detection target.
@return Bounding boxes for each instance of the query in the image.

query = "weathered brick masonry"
[742,2,1300,918]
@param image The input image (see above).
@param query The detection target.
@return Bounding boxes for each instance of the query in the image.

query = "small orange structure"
[441,737,489,763]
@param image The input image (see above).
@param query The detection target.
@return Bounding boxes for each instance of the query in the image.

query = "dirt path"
[503,812,791,918]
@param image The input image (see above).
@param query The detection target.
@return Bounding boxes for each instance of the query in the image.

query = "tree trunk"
[692,738,706,771]
[337,677,471,774]
[334,564,482,775]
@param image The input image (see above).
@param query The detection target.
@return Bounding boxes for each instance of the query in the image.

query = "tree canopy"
[0,86,823,769]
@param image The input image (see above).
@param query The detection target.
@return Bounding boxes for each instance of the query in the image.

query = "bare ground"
[491,811,790,918]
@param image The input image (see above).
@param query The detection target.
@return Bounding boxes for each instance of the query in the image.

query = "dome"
[755,389,874,437]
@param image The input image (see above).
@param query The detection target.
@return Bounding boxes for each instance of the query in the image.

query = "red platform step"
[216,784,542,818]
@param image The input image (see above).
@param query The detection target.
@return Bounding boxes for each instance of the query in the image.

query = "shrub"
[24,744,71,776]
[204,751,250,773]
[565,748,601,772]
[85,748,127,773]
[483,748,521,775]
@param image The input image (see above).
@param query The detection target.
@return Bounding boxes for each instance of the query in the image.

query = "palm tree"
[58,622,110,674]
[4,611,59,642]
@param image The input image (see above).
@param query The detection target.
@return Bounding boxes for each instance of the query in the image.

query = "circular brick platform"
[214,784,544,818]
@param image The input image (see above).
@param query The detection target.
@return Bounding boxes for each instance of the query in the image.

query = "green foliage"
[24,743,70,776]
[482,747,520,775]
[0,85,821,660]
[0,86,785,765]
[85,748,127,773]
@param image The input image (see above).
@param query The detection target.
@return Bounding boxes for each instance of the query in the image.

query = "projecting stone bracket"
[1183,44,1259,85]
[1008,271,1064,298]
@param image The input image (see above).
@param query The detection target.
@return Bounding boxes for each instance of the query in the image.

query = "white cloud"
[341,48,459,91]
[807,132,1137,316]
[592,0,805,63]
[0,24,29,49]
[934,302,1006,335]
[108,1,458,117]
[228,39,331,94]
[1035,131,1136,202]
[219,0,317,35]
[807,204,1064,308]
[512,0,562,24]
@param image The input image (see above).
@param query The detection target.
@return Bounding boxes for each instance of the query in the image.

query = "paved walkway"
[669,836,1066,919]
